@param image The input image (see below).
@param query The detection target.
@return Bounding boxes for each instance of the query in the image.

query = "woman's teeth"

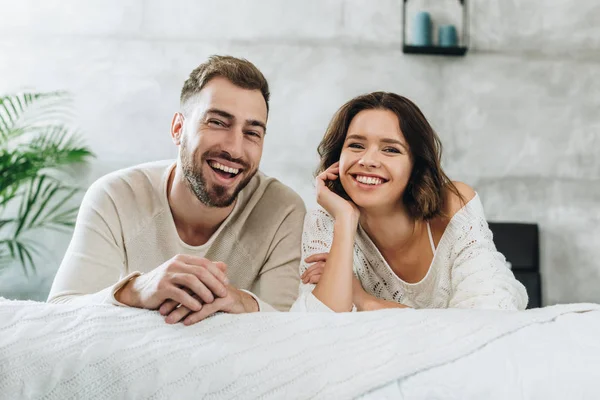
[209,161,240,175]
[355,175,384,185]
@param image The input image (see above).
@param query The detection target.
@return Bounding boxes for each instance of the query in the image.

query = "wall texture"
[1,0,599,304]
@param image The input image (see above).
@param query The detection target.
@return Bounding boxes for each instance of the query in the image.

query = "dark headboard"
[488,222,542,309]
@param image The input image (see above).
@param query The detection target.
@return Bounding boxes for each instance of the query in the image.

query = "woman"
[291,92,527,312]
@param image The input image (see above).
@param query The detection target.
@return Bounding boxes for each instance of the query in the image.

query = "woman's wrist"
[334,212,359,230]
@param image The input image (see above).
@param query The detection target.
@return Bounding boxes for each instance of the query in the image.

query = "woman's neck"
[359,204,424,254]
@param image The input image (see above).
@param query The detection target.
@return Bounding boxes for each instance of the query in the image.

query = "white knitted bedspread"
[1,299,598,400]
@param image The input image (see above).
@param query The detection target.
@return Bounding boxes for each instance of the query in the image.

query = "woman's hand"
[301,253,327,284]
[316,162,359,223]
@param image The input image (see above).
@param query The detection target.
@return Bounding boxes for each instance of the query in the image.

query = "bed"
[1,298,598,399]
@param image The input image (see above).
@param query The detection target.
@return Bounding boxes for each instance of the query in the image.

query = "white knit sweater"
[291,194,528,312]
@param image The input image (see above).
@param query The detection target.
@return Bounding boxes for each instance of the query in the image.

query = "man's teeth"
[209,161,240,175]
[356,175,384,185]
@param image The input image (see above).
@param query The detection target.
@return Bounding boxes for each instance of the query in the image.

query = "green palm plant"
[0,92,93,276]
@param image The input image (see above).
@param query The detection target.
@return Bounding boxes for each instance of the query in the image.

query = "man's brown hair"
[180,55,270,114]
[317,91,463,220]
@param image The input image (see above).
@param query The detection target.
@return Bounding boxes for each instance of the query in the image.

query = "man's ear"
[171,112,184,145]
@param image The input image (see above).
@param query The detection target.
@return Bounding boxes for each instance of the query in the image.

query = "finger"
[302,265,325,284]
[175,255,228,283]
[325,161,339,169]
[193,266,228,298]
[159,299,179,315]
[317,171,329,183]
[303,263,325,283]
[184,299,225,326]
[177,257,229,291]
[308,273,322,284]
[165,286,203,311]
[304,253,328,264]
[214,261,228,274]
[165,305,193,324]
[204,262,230,290]
[301,262,325,280]
[171,273,216,303]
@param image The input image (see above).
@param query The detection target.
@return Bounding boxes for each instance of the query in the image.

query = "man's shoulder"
[85,160,173,210]
[248,172,306,216]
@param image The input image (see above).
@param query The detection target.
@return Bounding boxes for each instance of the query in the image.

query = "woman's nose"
[358,149,380,168]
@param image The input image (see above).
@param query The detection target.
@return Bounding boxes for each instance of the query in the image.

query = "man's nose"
[222,126,244,160]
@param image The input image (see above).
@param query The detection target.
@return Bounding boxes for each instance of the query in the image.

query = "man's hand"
[159,285,259,325]
[114,255,229,311]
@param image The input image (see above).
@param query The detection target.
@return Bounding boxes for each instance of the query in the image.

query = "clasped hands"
[115,254,258,325]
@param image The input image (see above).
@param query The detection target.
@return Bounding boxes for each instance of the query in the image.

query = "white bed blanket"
[1,299,598,399]
[360,309,600,399]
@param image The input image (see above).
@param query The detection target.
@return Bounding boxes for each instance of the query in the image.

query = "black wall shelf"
[402,0,469,57]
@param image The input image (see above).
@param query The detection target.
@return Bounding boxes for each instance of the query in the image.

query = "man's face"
[174,77,267,208]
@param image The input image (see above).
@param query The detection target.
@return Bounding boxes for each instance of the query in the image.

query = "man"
[48,55,305,325]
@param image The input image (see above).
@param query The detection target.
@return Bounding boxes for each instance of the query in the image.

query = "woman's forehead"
[347,109,405,141]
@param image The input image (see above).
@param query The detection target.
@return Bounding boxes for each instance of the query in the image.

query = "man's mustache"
[201,151,250,170]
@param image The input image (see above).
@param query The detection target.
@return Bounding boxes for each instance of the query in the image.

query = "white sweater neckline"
[356,193,482,287]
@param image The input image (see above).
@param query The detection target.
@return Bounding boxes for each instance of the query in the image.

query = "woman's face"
[339,109,413,211]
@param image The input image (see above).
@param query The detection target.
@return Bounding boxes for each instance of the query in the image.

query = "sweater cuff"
[109,271,143,306]
[290,292,336,312]
[239,289,277,312]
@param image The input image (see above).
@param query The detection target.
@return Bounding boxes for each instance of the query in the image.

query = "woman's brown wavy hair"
[316,91,463,220]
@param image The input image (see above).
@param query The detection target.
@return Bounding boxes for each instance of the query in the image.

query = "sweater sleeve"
[246,197,307,312]
[47,178,135,306]
[448,199,529,310]
[290,209,335,313]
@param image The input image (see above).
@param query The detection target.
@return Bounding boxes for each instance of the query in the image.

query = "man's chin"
[203,169,256,207]
[205,188,237,208]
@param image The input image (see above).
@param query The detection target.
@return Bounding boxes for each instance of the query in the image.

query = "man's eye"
[246,131,261,138]
[208,119,226,127]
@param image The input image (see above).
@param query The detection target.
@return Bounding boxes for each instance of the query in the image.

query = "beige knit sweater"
[47,160,306,312]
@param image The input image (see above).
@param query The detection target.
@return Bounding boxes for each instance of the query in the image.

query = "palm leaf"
[0,91,93,276]
[0,91,69,143]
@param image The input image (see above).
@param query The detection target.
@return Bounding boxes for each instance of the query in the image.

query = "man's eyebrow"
[247,119,267,133]
[205,108,235,120]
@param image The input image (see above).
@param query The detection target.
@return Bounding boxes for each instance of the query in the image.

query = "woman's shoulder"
[429,182,478,240]
[444,181,477,219]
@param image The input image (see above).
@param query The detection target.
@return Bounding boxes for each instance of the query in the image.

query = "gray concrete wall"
[1,0,598,304]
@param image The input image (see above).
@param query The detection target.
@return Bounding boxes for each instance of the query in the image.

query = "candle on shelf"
[438,25,458,47]
[412,11,432,46]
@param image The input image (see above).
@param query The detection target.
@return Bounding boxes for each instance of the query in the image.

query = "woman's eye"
[348,143,364,149]
[384,147,401,154]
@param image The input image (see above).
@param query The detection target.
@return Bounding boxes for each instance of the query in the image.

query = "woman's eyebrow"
[381,138,408,150]
[346,134,367,141]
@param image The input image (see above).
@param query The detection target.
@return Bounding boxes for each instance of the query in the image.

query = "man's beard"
[180,142,256,208]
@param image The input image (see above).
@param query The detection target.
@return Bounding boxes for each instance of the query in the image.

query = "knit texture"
[1,298,597,399]
[295,194,528,312]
